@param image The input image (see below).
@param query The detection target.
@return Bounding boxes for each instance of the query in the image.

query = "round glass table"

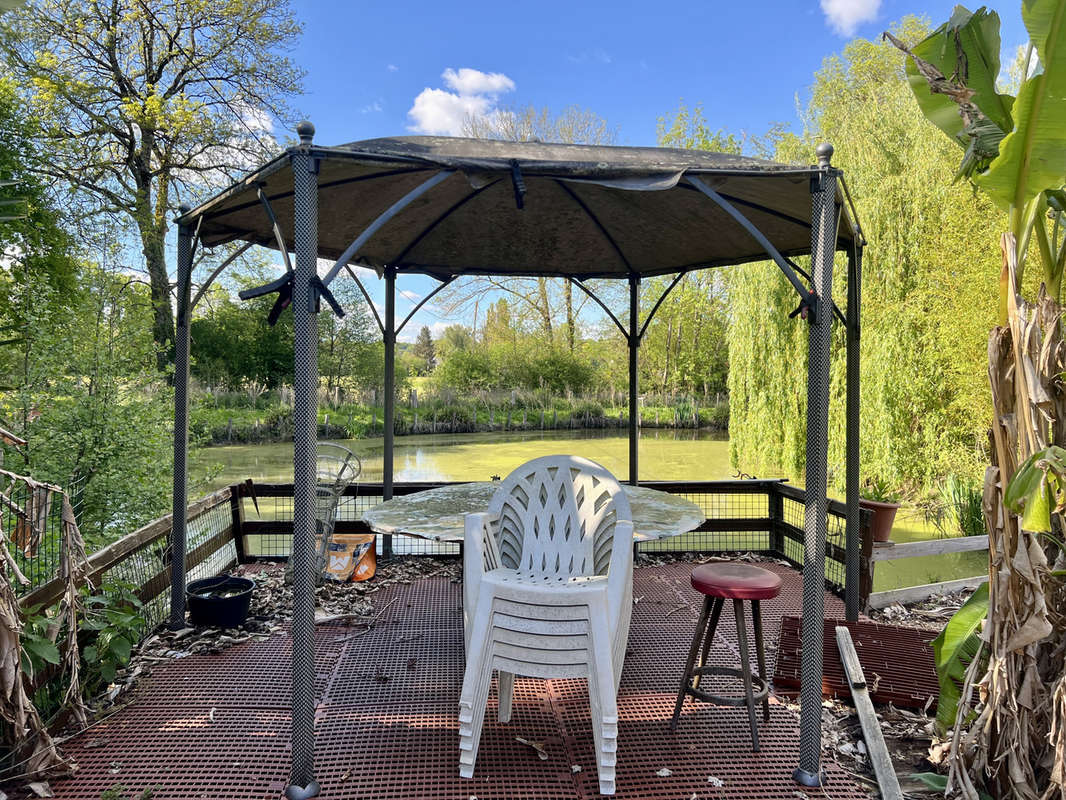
[362,482,705,543]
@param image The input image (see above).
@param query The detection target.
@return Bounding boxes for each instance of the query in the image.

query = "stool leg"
[752,600,770,722]
[693,597,724,691]
[671,596,712,731]
[733,599,760,751]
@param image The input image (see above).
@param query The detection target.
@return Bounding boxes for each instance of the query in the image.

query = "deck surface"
[50,562,872,799]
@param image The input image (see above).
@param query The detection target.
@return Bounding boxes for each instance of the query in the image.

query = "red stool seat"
[691,562,782,600]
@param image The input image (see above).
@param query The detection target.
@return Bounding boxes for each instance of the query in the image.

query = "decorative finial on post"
[296,120,315,145]
[815,142,834,167]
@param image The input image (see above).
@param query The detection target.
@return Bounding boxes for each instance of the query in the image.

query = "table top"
[362,482,705,543]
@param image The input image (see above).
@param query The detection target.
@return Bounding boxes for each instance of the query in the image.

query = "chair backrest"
[488,455,631,578]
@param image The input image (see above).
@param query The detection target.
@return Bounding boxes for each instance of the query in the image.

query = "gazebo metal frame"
[169,125,865,798]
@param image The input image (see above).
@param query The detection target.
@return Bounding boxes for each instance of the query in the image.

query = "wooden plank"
[867,575,988,609]
[19,488,232,610]
[871,535,988,562]
[835,626,903,800]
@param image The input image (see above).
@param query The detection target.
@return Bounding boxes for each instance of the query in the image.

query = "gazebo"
[169,125,864,798]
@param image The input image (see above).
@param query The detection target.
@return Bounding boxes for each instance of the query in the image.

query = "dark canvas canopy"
[179,136,860,279]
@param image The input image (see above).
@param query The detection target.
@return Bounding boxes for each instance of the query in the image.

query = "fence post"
[768,483,784,555]
[230,484,247,563]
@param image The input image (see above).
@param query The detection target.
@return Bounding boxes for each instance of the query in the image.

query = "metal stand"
[844,245,862,621]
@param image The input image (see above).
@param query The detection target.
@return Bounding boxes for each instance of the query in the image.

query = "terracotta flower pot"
[859,498,900,543]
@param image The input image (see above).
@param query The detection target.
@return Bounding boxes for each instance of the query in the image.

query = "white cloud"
[442,67,515,95]
[407,67,516,135]
[387,63,399,72]
[820,0,880,36]
[361,100,383,114]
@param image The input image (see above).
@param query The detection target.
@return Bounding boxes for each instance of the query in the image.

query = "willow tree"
[0,0,304,369]
[724,19,1001,488]
[889,4,1066,798]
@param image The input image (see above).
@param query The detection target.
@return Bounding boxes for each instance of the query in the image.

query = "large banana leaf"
[888,6,1015,179]
[932,581,989,732]
[976,0,1066,210]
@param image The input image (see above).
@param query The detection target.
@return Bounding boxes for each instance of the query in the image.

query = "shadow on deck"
[50,563,870,799]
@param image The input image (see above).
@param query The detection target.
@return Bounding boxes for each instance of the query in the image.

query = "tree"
[410,325,436,375]
[0,0,304,369]
[890,5,1066,797]
[657,101,743,153]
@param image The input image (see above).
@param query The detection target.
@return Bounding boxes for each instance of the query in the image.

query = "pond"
[193,429,986,592]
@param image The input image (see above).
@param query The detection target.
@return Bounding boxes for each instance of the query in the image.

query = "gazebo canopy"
[170,130,864,798]
[179,135,860,280]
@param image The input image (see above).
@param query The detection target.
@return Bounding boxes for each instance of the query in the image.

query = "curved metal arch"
[321,170,456,287]
[686,176,814,309]
[553,179,634,276]
[637,271,687,342]
[190,240,257,311]
[344,264,385,335]
[568,278,627,340]
[257,184,293,274]
[397,277,455,336]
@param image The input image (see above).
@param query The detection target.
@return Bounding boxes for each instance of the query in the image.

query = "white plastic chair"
[459,455,633,795]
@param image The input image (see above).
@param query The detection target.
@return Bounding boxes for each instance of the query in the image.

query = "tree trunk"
[949,233,1066,800]
[133,150,175,372]
[565,280,575,353]
[536,277,553,342]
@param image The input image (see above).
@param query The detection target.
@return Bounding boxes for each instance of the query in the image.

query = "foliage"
[1,261,173,541]
[928,475,986,538]
[19,605,60,680]
[0,0,304,366]
[657,101,743,153]
[411,326,436,375]
[861,476,901,503]
[725,18,1001,490]
[888,1,1066,303]
[1004,445,1066,533]
[100,785,156,800]
[80,580,143,688]
[931,582,989,732]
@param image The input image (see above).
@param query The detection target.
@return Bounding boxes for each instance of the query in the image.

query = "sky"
[274,0,1028,340]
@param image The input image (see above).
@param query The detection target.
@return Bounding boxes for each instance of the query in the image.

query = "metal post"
[286,120,321,800]
[794,143,838,788]
[844,246,862,620]
[169,210,193,630]
[382,268,396,557]
[628,275,640,486]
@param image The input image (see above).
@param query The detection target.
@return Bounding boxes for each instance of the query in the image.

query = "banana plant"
[887,2,1066,310]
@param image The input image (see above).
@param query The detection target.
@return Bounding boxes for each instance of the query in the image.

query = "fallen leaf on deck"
[515,736,549,760]
[707,775,724,786]
[406,657,418,671]
[656,767,673,777]
[571,764,581,773]
[26,784,52,799]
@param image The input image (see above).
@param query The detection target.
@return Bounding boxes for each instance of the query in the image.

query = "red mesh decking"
[774,616,939,709]
[47,564,871,800]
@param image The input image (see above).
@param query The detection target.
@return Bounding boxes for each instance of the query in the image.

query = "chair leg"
[752,600,770,723]
[498,670,515,723]
[671,596,712,730]
[692,597,724,691]
[587,611,618,796]
[459,603,494,779]
[733,599,760,751]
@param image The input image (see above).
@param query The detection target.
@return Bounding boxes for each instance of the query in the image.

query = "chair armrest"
[606,518,634,625]
[463,512,499,639]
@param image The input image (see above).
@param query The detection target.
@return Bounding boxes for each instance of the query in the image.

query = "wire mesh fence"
[236,480,861,597]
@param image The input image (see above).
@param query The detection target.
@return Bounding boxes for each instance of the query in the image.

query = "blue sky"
[278,0,1027,339]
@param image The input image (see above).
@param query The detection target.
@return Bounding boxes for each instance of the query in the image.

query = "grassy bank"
[191,396,729,446]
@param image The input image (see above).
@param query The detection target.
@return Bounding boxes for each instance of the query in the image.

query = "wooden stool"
[670,562,782,750]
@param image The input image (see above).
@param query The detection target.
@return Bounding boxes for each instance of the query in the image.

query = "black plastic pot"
[185,575,254,628]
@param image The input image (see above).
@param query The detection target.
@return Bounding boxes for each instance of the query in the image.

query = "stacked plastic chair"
[313,441,361,578]
[459,455,633,795]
